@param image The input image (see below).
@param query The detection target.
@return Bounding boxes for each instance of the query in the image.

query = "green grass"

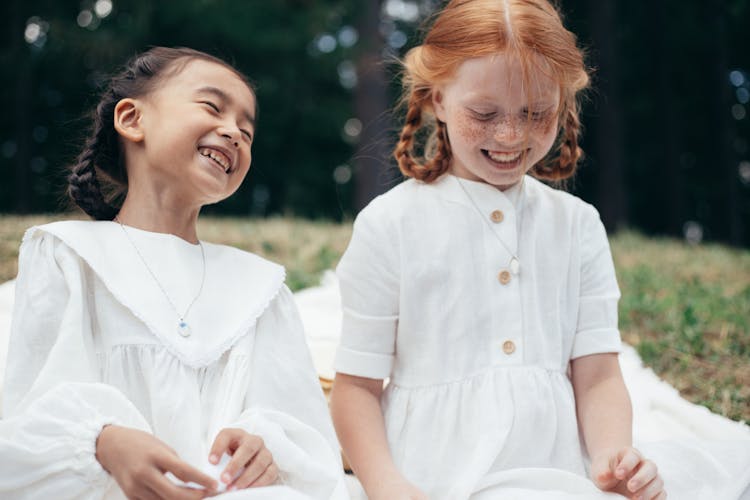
[1,215,749,422]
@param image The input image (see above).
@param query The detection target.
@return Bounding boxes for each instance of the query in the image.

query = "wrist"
[95,424,118,473]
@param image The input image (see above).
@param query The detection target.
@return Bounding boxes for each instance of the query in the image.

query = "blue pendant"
[177,320,191,338]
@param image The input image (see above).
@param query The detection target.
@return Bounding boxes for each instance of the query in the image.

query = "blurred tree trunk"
[706,0,741,245]
[353,0,391,211]
[11,0,32,212]
[588,0,626,231]
[655,1,684,237]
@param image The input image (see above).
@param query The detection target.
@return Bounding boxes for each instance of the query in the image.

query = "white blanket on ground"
[3,274,750,498]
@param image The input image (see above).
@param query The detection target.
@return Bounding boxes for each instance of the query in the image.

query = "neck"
[116,192,201,244]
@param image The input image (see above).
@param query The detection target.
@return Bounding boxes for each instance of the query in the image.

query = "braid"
[394,89,452,182]
[534,105,582,181]
[68,93,123,220]
[426,120,452,182]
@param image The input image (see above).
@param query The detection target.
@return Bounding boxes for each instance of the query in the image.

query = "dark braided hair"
[68,47,255,220]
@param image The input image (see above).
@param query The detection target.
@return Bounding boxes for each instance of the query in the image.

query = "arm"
[330,373,425,500]
[571,353,664,500]
[570,207,665,500]
[571,352,632,461]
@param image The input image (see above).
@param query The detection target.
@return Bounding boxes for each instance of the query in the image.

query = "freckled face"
[433,52,561,190]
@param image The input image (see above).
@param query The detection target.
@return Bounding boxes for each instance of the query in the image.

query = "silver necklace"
[454,175,524,276]
[114,217,206,338]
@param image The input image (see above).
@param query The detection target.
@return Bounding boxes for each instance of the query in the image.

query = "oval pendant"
[177,320,191,338]
[509,257,520,275]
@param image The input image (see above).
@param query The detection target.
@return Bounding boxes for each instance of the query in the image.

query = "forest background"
[1,0,749,247]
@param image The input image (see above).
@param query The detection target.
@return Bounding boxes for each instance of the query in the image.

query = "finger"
[615,447,642,480]
[247,462,279,488]
[590,458,618,489]
[221,436,264,486]
[626,460,658,493]
[209,428,240,464]
[149,470,209,500]
[230,449,274,490]
[160,453,217,492]
[653,491,667,500]
[631,472,664,499]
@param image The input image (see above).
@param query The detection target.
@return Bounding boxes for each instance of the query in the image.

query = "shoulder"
[526,176,603,226]
[202,240,285,277]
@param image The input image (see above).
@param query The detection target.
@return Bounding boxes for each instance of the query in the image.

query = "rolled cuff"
[571,328,623,359]
[335,308,396,379]
[334,346,394,379]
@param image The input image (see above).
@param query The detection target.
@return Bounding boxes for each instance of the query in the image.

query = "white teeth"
[199,148,231,172]
[486,150,522,163]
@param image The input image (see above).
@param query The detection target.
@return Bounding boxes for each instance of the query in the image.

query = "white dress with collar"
[334,174,749,499]
[0,221,349,500]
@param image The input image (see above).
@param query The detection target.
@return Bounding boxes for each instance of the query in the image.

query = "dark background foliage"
[1,0,749,246]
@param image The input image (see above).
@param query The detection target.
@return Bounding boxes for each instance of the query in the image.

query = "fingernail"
[209,454,219,464]
[228,486,236,491]
[222,472,231,483]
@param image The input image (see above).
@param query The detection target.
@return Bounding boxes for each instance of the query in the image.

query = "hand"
[369,476,428,500]
[591,446,666,499]
[208,428,279,491]
[96,424,217,499]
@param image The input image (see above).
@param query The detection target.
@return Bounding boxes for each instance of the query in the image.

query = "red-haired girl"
[330,1,665,498]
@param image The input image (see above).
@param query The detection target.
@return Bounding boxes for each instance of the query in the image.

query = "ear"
[432,87,447,123]
[114,98,145,143]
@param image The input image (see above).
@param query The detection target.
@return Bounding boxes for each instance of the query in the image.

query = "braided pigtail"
[534,104,583,181]
[394,88,453,182]
[68,92,124,220]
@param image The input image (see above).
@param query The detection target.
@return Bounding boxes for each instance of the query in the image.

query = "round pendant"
[177,321,191,338]
[509,257,520,275]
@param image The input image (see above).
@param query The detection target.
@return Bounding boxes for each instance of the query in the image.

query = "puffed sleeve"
[0,229,151,498]
[570,205,623,359]
[233,286,349,500]
[333,199,400,379]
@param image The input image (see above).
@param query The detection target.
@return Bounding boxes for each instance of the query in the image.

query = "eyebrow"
[195,86,256,128]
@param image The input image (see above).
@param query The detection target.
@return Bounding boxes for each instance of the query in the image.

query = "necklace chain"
[115,217,206,329]
[454,175,525,273]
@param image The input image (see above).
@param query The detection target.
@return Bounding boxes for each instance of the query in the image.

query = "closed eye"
[523,107,553,121]
[201,101,220,112]
[240,129,253,142]
[469,110,496,121]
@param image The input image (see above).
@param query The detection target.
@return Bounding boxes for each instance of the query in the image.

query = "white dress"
[0,221,349,500]
[334,174,750,499]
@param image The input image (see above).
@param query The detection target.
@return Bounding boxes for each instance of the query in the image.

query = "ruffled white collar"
[27,221,286,368]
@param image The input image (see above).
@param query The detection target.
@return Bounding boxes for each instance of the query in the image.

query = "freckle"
[452,113,485,141]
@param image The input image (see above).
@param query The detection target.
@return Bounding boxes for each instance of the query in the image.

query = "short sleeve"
[334,200,400,379]
[570,204,623,359]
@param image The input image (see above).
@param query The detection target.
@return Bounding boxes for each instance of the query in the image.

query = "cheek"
[532,116,559,148]
[451,113,488,145]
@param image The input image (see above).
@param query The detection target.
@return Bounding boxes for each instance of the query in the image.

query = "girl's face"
[433,52,560,190]
[136,59,256,205]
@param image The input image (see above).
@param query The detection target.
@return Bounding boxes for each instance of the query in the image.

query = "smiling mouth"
[198,147,233,174]
[482,149,527,166]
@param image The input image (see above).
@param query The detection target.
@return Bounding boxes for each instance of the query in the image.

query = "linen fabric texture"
[0,221,348,500]
[335,174,623,498]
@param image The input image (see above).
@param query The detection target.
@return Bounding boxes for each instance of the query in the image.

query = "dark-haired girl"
[0,47,348,500]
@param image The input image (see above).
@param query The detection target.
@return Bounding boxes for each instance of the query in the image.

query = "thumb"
[591,459,619,490]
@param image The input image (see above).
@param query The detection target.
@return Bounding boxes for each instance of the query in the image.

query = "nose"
[493,116,523,144]
[220,129,240,148]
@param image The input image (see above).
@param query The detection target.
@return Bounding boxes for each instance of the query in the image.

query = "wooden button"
[498,269,512,285]
[490,209,504,223]
[502,340,516,354]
